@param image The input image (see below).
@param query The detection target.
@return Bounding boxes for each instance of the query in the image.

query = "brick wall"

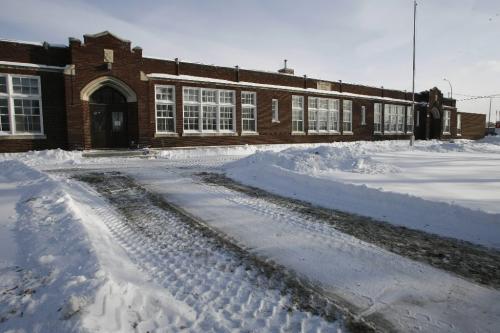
[0,32,486,152]
[458,112,486,139]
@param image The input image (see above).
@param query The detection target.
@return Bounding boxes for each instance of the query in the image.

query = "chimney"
[278,59,294,75]
[175,58,180,76]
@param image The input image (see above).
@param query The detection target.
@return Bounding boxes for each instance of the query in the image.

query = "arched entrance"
[89,86,129,148]
[428,107,441,139]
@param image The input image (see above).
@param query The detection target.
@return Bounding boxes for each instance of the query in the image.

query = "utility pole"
[488,97,492,131]
[410,0,417,146]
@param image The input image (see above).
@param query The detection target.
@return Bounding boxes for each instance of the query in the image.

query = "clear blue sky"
[1,0,499,117]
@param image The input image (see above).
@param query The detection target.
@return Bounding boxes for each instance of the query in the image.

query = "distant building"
[0,31,486,152]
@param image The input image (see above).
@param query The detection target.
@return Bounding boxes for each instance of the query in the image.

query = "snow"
[147,73,414,104]
[0,160,193,332]
[0,61,66,71]
[127,155,500,333]
[225,139,500,249]
[1,138,500,332]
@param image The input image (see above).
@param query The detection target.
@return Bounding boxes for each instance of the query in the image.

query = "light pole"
[443,78,452,99]
[410,0,417,145]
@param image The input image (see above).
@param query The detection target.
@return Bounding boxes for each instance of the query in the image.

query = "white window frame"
[406,106,414,134]
[271,99,279,123]
[457,113,462,136]
[361,105,366,125]
[383,104,406,134]
[307,97,339,134]
[182,87,236,134]
[0,74,44,136]
[342,100,353,133]
[292,95,304,133]
[154,84,176,134]
[374,103,382,134]
[241,91,257,133]
[443,110,451,135]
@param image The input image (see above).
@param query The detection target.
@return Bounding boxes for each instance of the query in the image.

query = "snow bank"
[0,160,192,332]
[235,144,402,175]
[224,140,500,249]
[0,149,83,166]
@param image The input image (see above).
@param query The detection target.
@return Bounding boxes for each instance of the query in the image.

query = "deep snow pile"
[224,140,500,249]
[0,160,99,331]
[234,144,402,175]
[0,160,192,332]
[0,149,83,166]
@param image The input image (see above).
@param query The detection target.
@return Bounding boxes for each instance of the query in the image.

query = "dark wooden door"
[89,87,129,148]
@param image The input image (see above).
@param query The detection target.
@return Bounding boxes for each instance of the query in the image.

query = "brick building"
[0,31,486,152]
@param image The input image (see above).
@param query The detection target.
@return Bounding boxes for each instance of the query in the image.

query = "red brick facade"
[0,31,485,152]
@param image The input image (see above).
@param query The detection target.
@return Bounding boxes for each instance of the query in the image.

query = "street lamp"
[443,78,453,99]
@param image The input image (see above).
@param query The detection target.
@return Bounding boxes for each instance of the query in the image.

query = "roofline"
[83,31,131,43]
[0,38,67,48]
[148,73,415,104]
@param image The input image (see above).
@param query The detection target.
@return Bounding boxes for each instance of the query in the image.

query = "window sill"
[374,131,383,135]
[457,134,462,137]
[154,132,179,138]
[308,131,340,135]
[291,131,306,136]
[241,132,259,136]
[442,132,451,136]
[272,120,280,124]
[0,134,46,140]
[182,131,238,137]
[383,132,405,135]
[342,131,354,135]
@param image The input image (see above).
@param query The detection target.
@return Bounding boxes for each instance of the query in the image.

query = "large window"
[383,104,405,134]
[374,103,382,133]
[183,87,235,133]
[241,92,257,132]
[361,106,366,125]
[155,85,176,133]
[342,100,352,133]
[0,74,43,135]
[292,95,304,132]
[406,106,414,133]
[457,114,462,136]
[308,97,339,133]
[443,110,451,134]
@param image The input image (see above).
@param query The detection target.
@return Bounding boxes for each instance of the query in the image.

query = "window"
[272,99,279,123]
[383,104,405,134]
[361,106,366,125]
[374,103,382,133]
[416,110,420,127]
[241,92,257,132]
[0,74,43,135]
[155,85,176,133]
[308,97,339,133]
[443,110,451,134]
[406,106,414,133]
[183,87,235,133]
[292,95,304,132]
[457,114,462,136]
[342,100,352,133]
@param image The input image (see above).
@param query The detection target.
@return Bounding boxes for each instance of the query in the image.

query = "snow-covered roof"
[147,73,414,104]
[0,38,67,48]
[0,61,66,71]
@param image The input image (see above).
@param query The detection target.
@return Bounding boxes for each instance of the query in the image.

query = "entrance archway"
[89,86,129,148]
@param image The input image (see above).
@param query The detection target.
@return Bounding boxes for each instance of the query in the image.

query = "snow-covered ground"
[0,138,500,332]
